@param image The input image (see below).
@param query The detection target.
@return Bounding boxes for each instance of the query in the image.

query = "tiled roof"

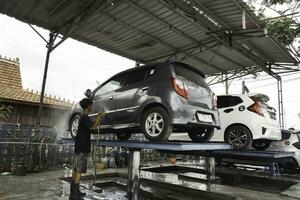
[0,58,22,89]
[0,87,73,109]
[0,56,73,109]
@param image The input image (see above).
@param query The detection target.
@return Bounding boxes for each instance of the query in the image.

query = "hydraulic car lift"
[59,138,296,200]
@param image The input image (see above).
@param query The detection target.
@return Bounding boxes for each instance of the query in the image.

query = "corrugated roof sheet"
[0,0,298,75]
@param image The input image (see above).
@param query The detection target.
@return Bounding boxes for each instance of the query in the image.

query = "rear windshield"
[217,96,243,108]
[172,63,207,86]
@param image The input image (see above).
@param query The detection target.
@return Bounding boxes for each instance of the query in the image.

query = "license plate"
[197,113,213,123]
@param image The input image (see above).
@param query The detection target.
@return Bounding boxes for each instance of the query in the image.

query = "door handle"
[224,108,234,113]
[108,96,114,100]
[141,87,149,91]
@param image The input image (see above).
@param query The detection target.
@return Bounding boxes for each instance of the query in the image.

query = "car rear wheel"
[70,115,80,138]
[252,139,272,151]
[188,127,214,142]
[141,107,172,142]
[225,125,253,150]
[116,132,132,140]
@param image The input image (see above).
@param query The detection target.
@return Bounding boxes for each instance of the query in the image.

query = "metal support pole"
[127,149,141,200]
[206,157,216,181]
[242,80,245,94]
[242,9,246,29]
[225,74,229,94]
[277,77,284,129]
[36,32,55,129]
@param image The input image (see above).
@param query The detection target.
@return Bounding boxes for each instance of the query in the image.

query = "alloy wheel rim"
[228,129,247,147]
[71,118,79,136]
[145,112,164,137]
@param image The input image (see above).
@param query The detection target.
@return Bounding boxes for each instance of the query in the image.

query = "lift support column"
[206,157,216,180]
[88,140,232,200]
[127,149,141,200]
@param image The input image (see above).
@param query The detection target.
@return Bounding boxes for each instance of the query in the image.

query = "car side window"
[217,96,243,108]
[94,75,124,96]
[124,68,149,86]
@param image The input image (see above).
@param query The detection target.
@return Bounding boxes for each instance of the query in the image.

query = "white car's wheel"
[225,125,253,150]
[188,128,214,143]
[70,115,80,138]
[252,139,272,151]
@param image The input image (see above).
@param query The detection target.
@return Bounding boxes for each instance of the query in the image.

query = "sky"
[0,13,300,129]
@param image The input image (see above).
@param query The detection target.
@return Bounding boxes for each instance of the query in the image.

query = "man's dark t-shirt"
[75,114,93,154]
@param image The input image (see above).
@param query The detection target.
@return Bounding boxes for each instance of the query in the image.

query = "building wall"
[3,103,70,129]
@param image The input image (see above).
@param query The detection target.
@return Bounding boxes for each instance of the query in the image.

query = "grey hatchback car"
[69,61,220,142]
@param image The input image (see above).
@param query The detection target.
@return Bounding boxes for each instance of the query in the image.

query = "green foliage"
[0,105,13,122]
[249,0,300,46]
[263,0,295,5]
[267,18,300,45]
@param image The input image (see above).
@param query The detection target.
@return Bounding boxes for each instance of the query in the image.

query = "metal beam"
[99,11,178,51]
[126,0,240,69]
[231,0,297,64]
[160,0,276,73]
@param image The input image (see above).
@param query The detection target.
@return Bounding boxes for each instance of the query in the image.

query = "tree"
[0,105,13,122]
[249,0,300,55]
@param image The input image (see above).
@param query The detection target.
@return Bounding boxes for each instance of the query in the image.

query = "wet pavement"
[0,166,300,200]
[0,168,129,200]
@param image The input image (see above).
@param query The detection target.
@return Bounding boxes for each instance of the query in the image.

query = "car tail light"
[247,99,264,117]
[212,93,217,110]
[171,78,188,99]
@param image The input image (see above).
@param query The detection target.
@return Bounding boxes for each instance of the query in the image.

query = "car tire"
[116,133,132,140]
[70,114,80,138]
[188,127,214,143]
[252,139,272,151]
[225,125,253,150]
[141,107,172,142]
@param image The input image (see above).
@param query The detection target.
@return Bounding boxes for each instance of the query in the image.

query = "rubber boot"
[78,185,86,197]
[69,183,83,200]
[70,181,86,197]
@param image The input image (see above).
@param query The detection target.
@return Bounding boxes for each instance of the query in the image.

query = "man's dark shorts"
[73,153,88,173]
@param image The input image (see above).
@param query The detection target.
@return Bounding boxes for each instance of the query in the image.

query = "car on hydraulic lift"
[68,61,220,142]
[217,129,300,173]
[268,129,300,173]
[210,93,282,150]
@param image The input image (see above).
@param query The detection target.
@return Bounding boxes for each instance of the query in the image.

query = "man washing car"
[69,98,105,200]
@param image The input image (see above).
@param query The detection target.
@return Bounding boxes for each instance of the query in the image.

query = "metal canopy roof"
[0,0,298,75]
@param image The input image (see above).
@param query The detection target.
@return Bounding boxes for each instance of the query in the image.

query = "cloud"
[0,14,134,102]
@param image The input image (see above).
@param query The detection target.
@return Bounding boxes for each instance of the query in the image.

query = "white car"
[267,129,300,172]
[210,93,282,150]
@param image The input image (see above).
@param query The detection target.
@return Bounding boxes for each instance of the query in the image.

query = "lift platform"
[59,138,231,200]
[59,138,295,200]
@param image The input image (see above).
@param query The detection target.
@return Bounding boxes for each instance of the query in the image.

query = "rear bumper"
[170,103,221,130]
[258,127,282,140]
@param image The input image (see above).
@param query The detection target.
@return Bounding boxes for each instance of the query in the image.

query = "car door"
[90,75,124,125]
[113,68,152,124]
[211,95,243,141]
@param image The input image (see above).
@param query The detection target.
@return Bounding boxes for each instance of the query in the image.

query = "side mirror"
[84,89,92,97]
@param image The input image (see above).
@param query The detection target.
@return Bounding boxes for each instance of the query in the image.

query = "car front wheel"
[141,107,172,142]
[70,115,80,138]
[188,127,214,142]
[225,125,253,150]
[252,139,272,151]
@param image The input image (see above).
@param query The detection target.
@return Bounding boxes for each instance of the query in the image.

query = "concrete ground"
[0,166,300,200]
[0,168,127,200]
